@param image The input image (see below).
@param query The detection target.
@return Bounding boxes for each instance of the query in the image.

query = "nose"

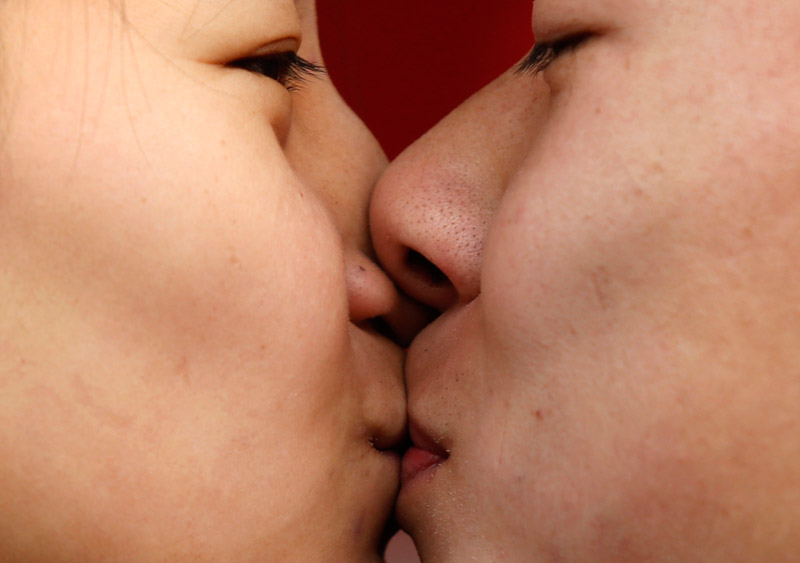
[370,70,547,312]
[287,72,432,342]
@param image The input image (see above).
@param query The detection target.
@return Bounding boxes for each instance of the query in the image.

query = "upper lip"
[354,322,409,456]
[401,312,455,461]
[371,422,408,456]
[370,354,408,456]
[408,417,450,460]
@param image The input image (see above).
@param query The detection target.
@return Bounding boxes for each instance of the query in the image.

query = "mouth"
[368,441,405,555]
[400,419,449,487]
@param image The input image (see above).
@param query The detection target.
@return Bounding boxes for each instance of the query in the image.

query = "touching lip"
[401,447,445,486]
[400,420,449,486]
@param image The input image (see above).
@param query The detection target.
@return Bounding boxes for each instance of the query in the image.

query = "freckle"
[178,356,190,385]
[590,267,610,311]
[353,513,364,537]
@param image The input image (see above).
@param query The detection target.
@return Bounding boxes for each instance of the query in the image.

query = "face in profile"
[373,0,800,560]
[0,0,405,560]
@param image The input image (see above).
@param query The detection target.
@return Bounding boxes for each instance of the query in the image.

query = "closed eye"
[516,33,592,76]
[228,52,325,91]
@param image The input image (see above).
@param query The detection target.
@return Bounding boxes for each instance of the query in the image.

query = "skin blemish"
[589,265,611,311]
[177,355,191,385]
[72,374,135,429]
[352,512,364,537]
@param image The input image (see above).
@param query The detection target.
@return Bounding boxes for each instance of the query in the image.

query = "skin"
[371,0,800,561]
[0,0,407,560]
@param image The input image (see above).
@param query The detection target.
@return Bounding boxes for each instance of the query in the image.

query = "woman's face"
[0,0,405,559]
[373,0,800,560]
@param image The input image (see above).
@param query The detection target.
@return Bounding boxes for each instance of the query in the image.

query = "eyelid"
[228,51,326,91]
[516,33,593,76]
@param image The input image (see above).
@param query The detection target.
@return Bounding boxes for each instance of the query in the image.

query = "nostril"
[366,316,397,342]
[405,249,449,287]
[396,248,459,312]
[362,303,438,348]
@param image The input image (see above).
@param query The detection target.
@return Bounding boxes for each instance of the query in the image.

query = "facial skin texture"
[0,0,406,560]
[372,1,800,561]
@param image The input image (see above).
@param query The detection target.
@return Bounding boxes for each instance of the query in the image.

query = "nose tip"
[370,164,493,312]
[345,249,398,324]
[345,247,435,346]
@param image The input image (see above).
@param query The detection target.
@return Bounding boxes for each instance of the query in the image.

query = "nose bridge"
[287,79,410,328]
[371,72,545,311]
[289,80,389,245]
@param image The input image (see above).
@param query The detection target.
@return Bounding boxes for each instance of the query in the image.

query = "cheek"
[479,90,800,556]
[0,71,362,559]
[4,83,347,354]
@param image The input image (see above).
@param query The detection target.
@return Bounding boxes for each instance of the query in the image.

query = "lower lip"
[401,446,446,486]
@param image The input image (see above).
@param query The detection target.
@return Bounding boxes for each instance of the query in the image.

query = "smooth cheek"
[475,187,682,557]
[1,145,360,557]
[477,61,800,559]
[0,26,376,561]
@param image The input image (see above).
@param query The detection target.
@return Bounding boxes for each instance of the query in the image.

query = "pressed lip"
[401,447,444,486]
[400,419,449,486]
[369,446,404,555]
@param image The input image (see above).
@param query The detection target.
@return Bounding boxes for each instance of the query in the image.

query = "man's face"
[372,0,800,560]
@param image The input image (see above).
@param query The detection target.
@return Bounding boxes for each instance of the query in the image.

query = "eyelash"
[228,52,326,91]
[516,33,591,76]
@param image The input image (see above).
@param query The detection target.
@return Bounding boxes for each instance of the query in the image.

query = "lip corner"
[400,418,450,487]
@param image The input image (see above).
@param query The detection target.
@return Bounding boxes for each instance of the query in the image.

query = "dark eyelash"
[228,52,326,91]
[516,33,591,76]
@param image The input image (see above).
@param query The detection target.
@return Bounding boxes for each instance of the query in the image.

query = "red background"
[318,0,534,158]
[317,1,534,560]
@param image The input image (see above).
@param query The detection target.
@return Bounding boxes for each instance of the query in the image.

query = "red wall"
[318,0,534,158]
